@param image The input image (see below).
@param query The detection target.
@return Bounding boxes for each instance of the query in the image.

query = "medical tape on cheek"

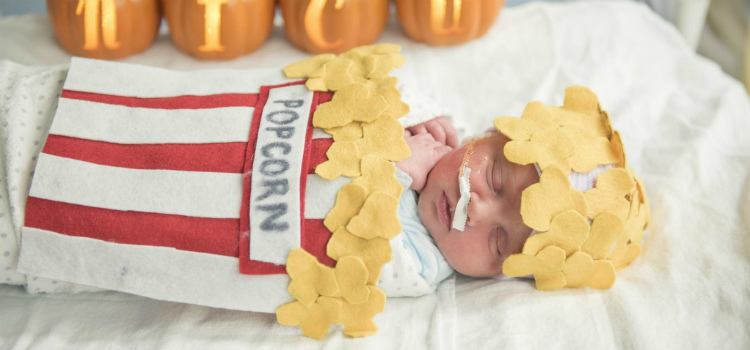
[452,139,476,231]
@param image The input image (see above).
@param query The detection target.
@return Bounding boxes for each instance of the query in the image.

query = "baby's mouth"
[438,192,453,229]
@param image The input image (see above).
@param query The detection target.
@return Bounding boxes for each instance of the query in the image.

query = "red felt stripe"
[303,219,335,267]
[25,196,240,257]
[61,90,259,109]
[42,134,247,173]
[307,138,333,174]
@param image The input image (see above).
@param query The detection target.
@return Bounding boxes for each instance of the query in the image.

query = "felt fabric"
[60,90,260,109]
[63,58,287,97]
[51,97,256,144]
[16,59,357,309]
[17,227,293,313]
[30,153,244,218]
[3,2,750,347]
[248,83,314,265]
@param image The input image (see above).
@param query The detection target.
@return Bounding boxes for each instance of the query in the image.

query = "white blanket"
[0,1,749,349]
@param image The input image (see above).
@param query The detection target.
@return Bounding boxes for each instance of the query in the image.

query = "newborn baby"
[396,118,539,278]
[389,87,648,292]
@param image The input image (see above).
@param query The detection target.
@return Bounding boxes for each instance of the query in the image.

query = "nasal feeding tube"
[451,138,475,231]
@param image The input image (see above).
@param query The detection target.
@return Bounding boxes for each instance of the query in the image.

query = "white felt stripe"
[17,228,292,313]
[29,154,242,219]
[249,84,313,265]
[64,57,292,97]
[50,98,254,144]
[303,174,353,219]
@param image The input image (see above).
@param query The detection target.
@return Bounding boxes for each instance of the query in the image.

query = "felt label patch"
[498,86,649,291]
[249,84,315,265]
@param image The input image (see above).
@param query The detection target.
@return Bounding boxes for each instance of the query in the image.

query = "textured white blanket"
[0,1,748,349]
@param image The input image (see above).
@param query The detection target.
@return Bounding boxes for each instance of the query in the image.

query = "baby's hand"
[396,132,453,192]
[405,117,458,148]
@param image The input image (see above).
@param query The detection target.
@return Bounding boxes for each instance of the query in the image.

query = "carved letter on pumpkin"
[304,0,345,49]
[430,0,464,36]
[76,0,120,50]
[198,0,229,52]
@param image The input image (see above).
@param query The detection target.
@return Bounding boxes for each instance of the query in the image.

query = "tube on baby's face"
[451,139,475,231]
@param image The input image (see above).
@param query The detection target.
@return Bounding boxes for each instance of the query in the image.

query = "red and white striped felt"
[23,59,339,278]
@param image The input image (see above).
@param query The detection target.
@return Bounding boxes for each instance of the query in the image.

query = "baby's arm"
[396,117,457,192]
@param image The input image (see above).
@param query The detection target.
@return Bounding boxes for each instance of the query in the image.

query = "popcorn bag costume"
[16,44,420,338]
[14,44,649,340]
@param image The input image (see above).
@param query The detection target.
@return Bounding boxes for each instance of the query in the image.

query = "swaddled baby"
[391,86,649,292]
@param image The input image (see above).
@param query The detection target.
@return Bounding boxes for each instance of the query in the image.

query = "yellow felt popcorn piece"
[337,286,387,338]
[355,117,411,162]
[374,87,410,119]
[581,212,624,260]
[286,249,339,307]
[346,191,402,240]
[601,110,614,139]
[503,246,567,291]
[610,189,649,269]
[353,155,404,199]
[609,193,639,266]
[325,122,363,142]
[584,168,636,221]
[612,243,642,271]
[636,177,651,229]
[306,58,356,92]
[520,166,588,232]
[283,54,336,78]
[313,83,389,129]
[324,183,369,232]
[327,227,392,285]
[562,86,601,114]
[276,297,342,340]
[610,130,627,168]
[334,256,371,305]
[504,128,574,172]
[365,74,399,91]
[364,54,406,78]
[552,86,610,138]
[560,126,619,173]
[315,141,361,180]
[522,210,590,256]
[493,101,556,141]
[562,251,616,289]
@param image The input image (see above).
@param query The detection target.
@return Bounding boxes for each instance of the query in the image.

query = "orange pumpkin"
[279,0,390,54]
[395,0,504,46]
[162,0,275,60]
[47,0,161,59]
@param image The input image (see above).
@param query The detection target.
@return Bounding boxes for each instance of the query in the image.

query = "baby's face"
[418,133,539,277]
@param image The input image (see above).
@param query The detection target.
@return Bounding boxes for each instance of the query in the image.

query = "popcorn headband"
[491,86,650,290]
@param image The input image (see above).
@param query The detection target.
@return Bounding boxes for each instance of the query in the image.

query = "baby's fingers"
[433,144,453,162]
[424,122,446,145]
[435,117,458,148]
[408,124,428,136]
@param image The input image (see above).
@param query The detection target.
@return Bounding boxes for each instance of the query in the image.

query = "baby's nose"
[465,191,496,227]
